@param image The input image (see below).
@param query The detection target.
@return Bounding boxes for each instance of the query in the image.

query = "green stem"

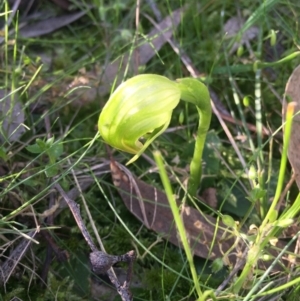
[234,102,296,294]
[254,51,300,71]
[153,150,203,299]
[176,78,212,197]
[259,102,295,232]
[188,106,211,196]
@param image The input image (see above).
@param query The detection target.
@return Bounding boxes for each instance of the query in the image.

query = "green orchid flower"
[98,74,211,196]
[99,74,181,164]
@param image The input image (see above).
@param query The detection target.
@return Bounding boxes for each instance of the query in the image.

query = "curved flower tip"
[98,74,181,163]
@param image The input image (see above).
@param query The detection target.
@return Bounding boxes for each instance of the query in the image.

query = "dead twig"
[54,183,136,301]
[0,227,40,288]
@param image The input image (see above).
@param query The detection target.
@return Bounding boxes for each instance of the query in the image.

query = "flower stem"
[259,102,295,232]
[176,78,212,197]
[153,150,203,299]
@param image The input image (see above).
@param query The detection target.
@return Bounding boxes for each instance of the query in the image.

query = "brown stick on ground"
[0,228,39,287]
[54,183,136,301]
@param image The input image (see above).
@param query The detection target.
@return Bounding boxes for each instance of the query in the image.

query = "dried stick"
[54,183,136,301]
[0,228,39,287]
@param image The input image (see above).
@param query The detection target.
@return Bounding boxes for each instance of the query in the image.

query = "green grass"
[1,0,300,300]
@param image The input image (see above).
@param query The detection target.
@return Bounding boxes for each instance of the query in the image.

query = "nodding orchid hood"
[98,74,181,164]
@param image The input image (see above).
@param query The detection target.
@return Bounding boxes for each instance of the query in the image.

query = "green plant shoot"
[98,74,211,196]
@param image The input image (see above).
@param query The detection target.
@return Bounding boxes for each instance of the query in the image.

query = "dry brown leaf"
[19,10,88,38]
[110,160,296,271]
[110,159,238,263]
[224,16,259,55]
[200,187,218,209]
[283,64,300,189]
